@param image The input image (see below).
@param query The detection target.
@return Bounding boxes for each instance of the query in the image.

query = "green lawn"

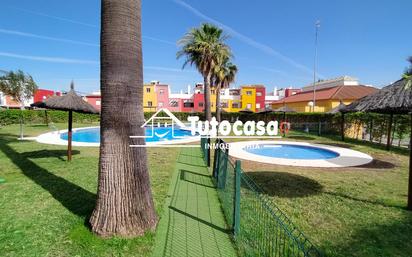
[0,123,178,257]
[236,131,412,257]
[2,123,412,257]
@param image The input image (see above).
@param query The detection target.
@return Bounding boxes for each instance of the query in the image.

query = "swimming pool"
[60,127,194,143]
[229,141,373,167]
[245,144,339,160]
[36,126,199,146]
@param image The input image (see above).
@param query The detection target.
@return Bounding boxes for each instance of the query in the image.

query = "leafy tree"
[213,59,238,121]
[177,23,231,121]
[0,70,37,139]
[90,0,157,237]
[404,56,412,88]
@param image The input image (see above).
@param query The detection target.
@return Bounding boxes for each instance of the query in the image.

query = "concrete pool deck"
[229,140,373,168]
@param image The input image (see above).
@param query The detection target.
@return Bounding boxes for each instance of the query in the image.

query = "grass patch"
[0,123,178,257]
[234,131,412,257]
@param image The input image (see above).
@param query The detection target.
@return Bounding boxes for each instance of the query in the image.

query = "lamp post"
[312,20,320,112]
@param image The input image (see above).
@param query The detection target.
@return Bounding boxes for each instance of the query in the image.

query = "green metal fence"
[212,139,323,257]
[200,137,210,167]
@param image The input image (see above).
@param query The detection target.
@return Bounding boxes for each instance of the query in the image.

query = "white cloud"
[144,66,196,73]
[0,52,98,64]
[173,0,323,78]
[11,7,97,28]
[0,28,98,47]
[142,36,176,46]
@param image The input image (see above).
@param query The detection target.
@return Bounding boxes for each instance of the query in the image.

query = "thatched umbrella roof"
[32,83,98,114]
[239,108,254,113]
[273,106,296,113]
[345,78,412,114]
[327,102,347,114]
[31,82,98,162]
[257,106,273,114]
[344,77,412,210]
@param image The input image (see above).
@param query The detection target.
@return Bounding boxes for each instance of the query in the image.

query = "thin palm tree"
[214,60,238,122]
[177,23,231,121]
[90,0,157,237]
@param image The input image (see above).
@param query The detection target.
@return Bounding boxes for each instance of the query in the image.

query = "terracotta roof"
[273,85,378,104]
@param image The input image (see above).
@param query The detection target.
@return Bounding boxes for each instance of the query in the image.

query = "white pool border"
[36,126,200,147]
[228,140,373,168]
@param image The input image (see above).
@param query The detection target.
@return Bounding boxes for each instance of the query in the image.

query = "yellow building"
[221,88,241,113]
[240,86,257,111]
[272,85,378,113]
[143,83,157,112]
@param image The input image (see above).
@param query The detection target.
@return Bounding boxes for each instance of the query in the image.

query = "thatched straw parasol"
[273,106,296,136]
[31,81,98,161]
[257,106,273,114]
[346,78,412,210]
[327,102,347,141]
[239,107,254,113]
[327,102,347,114]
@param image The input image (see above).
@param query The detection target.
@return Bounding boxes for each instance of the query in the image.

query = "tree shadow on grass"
[286,135,316,141]
[323,191,406,210]
[331,215,412,257]
[243,171,323,198]
[357,159,396,169]
[20,149,81,161]
[0,136,95,219]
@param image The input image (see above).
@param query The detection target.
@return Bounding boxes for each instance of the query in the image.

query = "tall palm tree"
[177,23,231,121]
[214,60,238,122]
[90,0,157,237]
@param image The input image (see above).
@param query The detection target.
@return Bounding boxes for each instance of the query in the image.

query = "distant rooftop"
[302,76,359,92]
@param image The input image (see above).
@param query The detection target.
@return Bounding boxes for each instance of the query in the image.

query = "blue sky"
[0,0,411,93]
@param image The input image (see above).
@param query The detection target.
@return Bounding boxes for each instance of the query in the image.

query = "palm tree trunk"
[204,72,212,121]
[90,0,157,237]
[216,85,222,122]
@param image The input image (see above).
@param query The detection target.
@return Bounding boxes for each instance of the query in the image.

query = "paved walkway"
[152,147,237,257]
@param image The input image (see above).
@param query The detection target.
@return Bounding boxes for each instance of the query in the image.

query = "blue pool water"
[245,144,339,160]
[60,127,195,143]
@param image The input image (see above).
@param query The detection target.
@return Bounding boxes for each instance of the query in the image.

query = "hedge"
[0,109,100,126]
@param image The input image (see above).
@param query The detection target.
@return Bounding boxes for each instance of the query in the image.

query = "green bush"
[0,109,100,126]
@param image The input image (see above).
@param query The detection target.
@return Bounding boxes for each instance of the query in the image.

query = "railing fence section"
[211,139,323,257]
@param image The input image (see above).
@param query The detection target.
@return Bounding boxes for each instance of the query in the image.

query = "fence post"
[212,139,221,180]
[233,160,241,237]
[207,137,211,167]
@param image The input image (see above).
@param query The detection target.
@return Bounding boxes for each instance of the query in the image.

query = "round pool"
[36,126,199,146]
[229,141,373,167]
[245,144,339,160]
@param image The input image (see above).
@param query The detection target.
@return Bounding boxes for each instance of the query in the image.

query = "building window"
[146,88,151,93]
[211,103,214,107]
[256,103,260,109]
[246,91,252,96]
[169,99,178,107]
[232,102,240,108]
[211,90,216,94]
[221,102,228,108]
[148,101,153,107]
[159,89,164,95]
[158,102,164,107]
[96,100,101,106]
[184,102,194,108]
[246,103,252,109]
[198,102,204,107]
[256,92,262,97]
